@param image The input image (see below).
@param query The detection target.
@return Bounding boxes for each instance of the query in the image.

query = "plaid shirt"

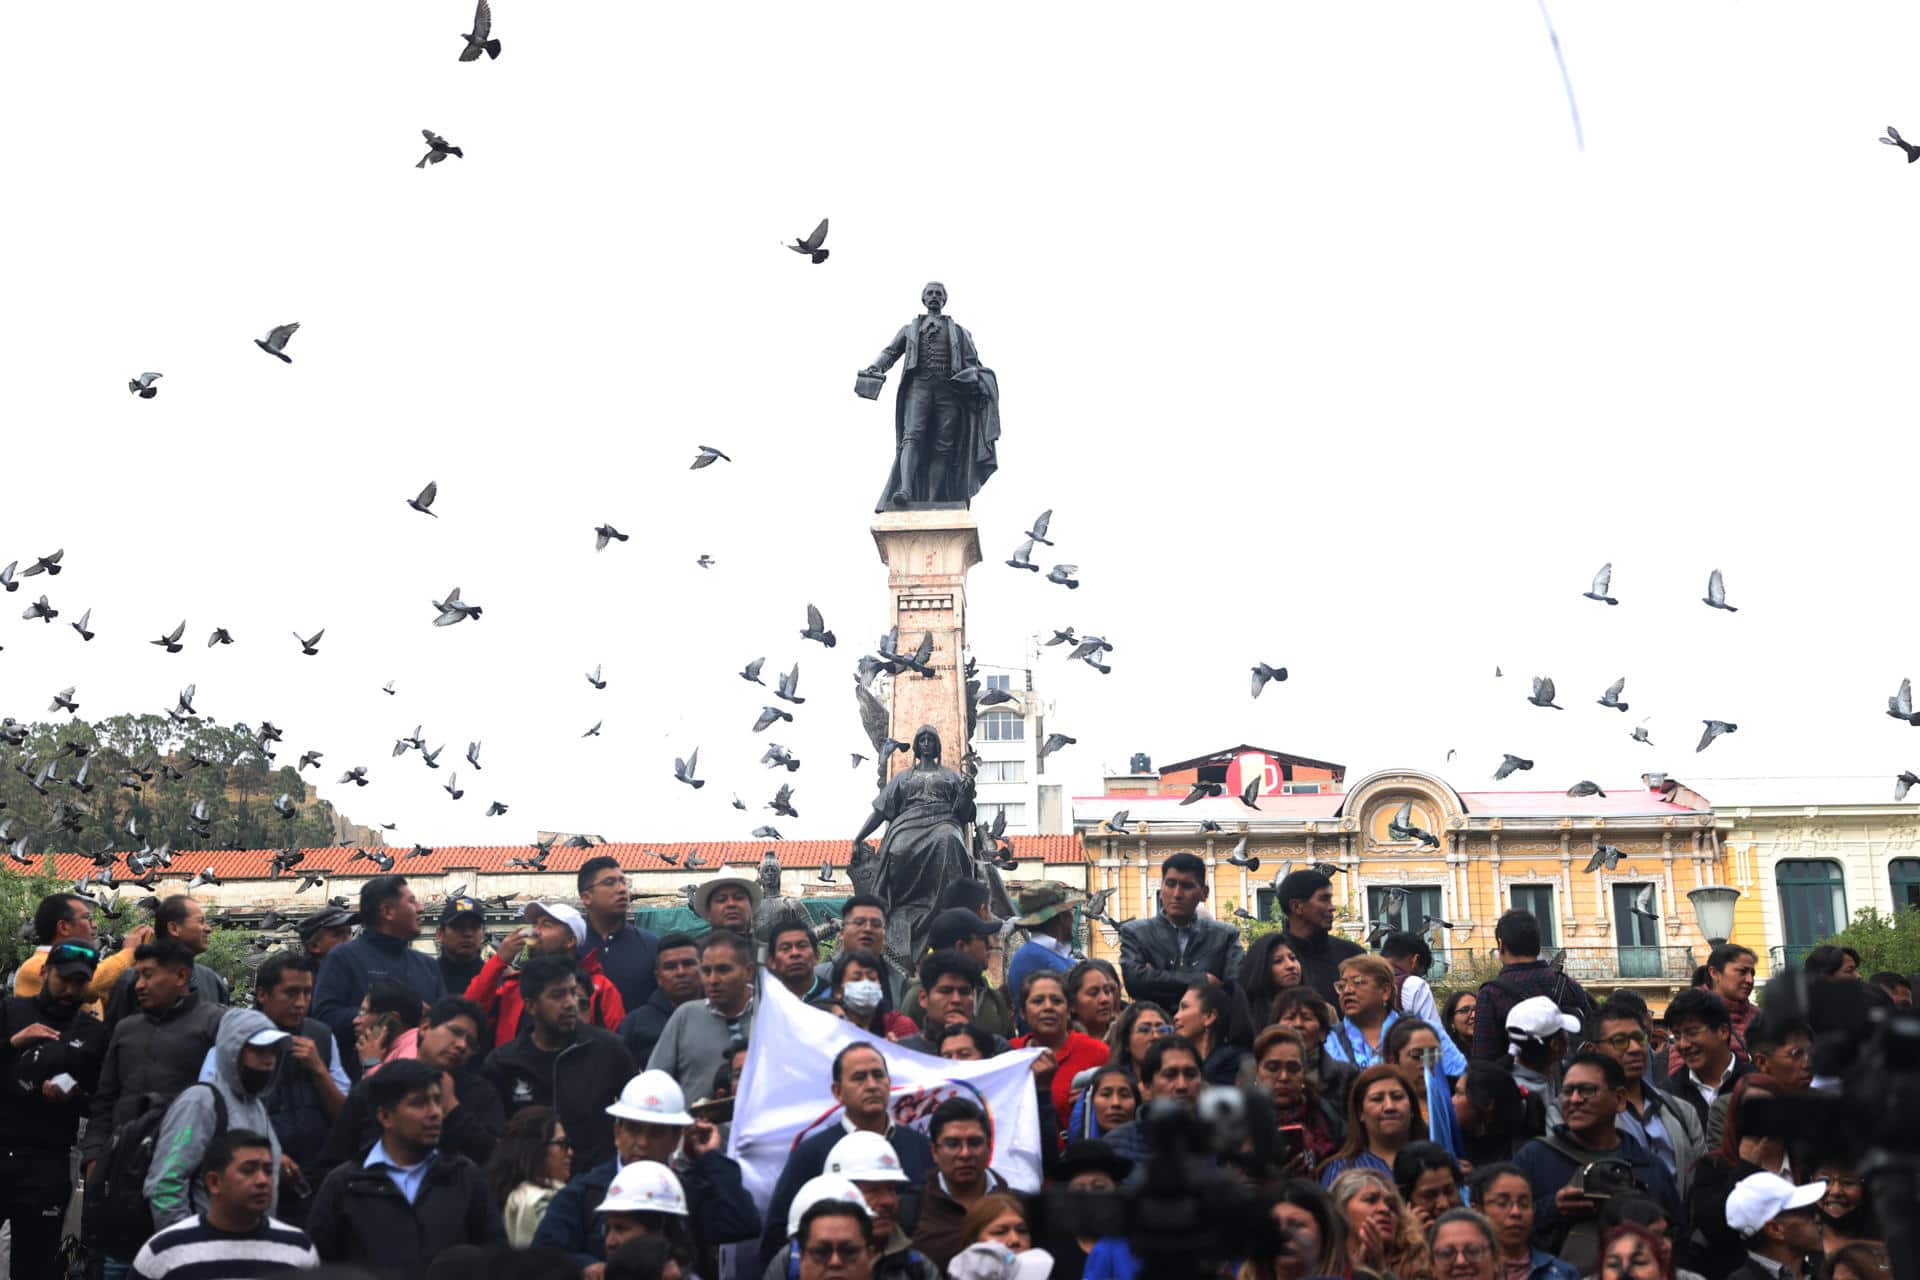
[1471,959,1597,1061]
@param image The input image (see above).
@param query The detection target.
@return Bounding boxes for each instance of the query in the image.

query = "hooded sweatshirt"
[146,1009,285,1229]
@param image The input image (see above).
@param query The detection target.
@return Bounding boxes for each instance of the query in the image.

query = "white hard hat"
[786,1174,870,1240]
[605,1070,694,1126]
[596,1160,688,1217]
[824,1130,910,1183]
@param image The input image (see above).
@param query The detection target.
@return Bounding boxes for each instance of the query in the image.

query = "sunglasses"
[48,942,99,966]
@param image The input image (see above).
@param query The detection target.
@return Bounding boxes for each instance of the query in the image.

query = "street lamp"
[1686,885,1741,945]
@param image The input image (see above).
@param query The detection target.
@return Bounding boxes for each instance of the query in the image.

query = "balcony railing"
[1549,945,1696,983]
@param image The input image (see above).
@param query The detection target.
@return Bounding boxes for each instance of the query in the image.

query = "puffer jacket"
[146,1009,284,1228]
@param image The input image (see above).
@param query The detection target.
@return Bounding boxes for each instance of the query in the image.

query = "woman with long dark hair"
[482,1105,571,1247]
[1236,1179,1347,1280]
[1175,980,1249,1085]
[1320,1065,1422,1185]
[1233,932,1306,1042]
[1105,1000,1171,1079]
[1067,959,1123,1041]
[1011,969,1110,1143]
[1251,1025,1344,1175]
[1441,991,1477,1060]
[1274,986,1358,1107]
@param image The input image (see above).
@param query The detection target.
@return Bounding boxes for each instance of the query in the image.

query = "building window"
[977,759,1025,784]
[1892,858,1920,912]
[1367,885,1449,974]
[1281,782,1321,795]
[979,802,1025,829]
[979,710,1024,742]
[1775,859,1848,964]
[986,674,1011,691]
[1611,884,1661,978]
[1510,885,1557,948]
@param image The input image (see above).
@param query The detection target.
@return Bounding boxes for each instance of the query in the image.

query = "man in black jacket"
[306,1058,504,1268]
[100,895,230,1034]
[314,996,501,1184]
[434,895,489,997]
[80,940,226,1176]
[234,951,347,1228]
[484,956,636,1171]
[617,932,703,1067]
[1,940,108,1278]
[1273,868,1364,1006]
[311,876,446,1078]
[1117,852,1245,1008]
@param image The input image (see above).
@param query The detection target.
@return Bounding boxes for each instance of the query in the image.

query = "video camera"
[1033,1086,1294,1280]
[1739,971,1920,1280]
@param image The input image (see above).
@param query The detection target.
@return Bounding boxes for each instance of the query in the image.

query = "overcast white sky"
[3,3,1917,850]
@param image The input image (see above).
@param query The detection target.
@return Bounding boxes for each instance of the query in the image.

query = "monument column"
[871,510,982,780]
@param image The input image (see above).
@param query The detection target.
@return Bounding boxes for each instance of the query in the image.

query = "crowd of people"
[1,850,1911,1280]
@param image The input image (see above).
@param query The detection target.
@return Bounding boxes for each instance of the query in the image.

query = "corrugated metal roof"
[5,835,1084,884]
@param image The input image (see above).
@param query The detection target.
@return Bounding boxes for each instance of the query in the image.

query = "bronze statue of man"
[858,282,1001,513]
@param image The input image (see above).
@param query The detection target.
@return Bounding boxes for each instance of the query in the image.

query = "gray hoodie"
[144,1008,284,1229]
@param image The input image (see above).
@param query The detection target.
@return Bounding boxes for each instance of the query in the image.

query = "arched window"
[1892,858,1920,912]
[1775,859,1847,960]
[978,709,1023,742]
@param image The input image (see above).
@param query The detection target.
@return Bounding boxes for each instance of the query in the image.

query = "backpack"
[1531,1132,1647,1275]
[83,1082,227,1260]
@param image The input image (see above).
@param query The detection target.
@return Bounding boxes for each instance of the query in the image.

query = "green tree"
[1826,906,1920,977]
[199,928,257,1001]
[0,854,69,979]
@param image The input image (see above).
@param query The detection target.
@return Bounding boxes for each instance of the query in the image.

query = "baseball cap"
[1725,1171,1827,1237]
[1506,996,1581,1046]
[597,1161,688,1217]
[245,1028,293,1048]
[928,907,999,951]
[47,941,100,979]
[296,906,358,938]
[438,895,485,927]
[824,1130,910,1183]
[947,1242,1055,1280]
[605,1070,694,1126]
[523,900,587,950]
[785,1174,869,1240]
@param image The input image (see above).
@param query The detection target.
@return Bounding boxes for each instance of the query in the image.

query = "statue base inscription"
[870,510,982,783]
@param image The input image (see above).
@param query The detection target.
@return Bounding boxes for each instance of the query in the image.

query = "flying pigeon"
[1225,836,1260,872]
[150,621,185,653]
[850,753,869,768]
[582,721,602,738]
[420,744,444,768]
[1882,125,1920,161]
[254,323,299,362]
[485,801,508,816]
[1627,884,1658,922]
[1493,754,1534,781]
[1567,780,1607,798]
[1025,510,1055,546]
[1104,811,1132,834]
[188,868,223,889]
[407,481,439,517]
[753,706,793,732]
[1046,565,1080,590]
[586,665,606,690]
[1180,780,1223,805]
[673,749,704,789]
[459,0,501,59]
[1001,539,1041,572]
[1897,771,1919,801]
[1038,733,1076,761]
[1697,720,1738,752]
[769,784,799,818]
[1528,677,1564,709]
[50,686,78,714]
[299,751,323,770]
[1597,678,1629,712]
[1044,628,1077,647]
[762,744,801,771]
[1250,664,1287,698]
[800,604,836,647]
[787,219,830,263]
[696,555,715,568]
[432,588,481,626]
[1583,563,1618,605]
[1388,801,1440,848]
[594,524,628,550]
[775,664,805,705]
[417,130,463,167]
[272,793,297,819]
[0,562,13,592]
[691,445,732,469]
[404,843,433,862]
[129,372,162,399]
[339,766,370,786]
[817,860,835,884]
[294,629,325,655]
[22,595,57,622]
[461,742,481,771]
[978,687,1016,707]
[1888,679,1915,723]
[208,628,234,647]
[24,549,64,577]
[1630,726,1653,745]
[1238,775,1262,809]
[294,873,326,893]
[444,773,465,800]
[1702,570,1738,612]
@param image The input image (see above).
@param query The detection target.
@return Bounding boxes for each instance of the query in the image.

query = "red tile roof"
[5,835,1085,884]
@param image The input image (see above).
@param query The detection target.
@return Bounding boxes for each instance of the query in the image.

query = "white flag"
[728,974,1044,1209]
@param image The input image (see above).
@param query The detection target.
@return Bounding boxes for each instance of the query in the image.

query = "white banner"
[728,975,1044,1208]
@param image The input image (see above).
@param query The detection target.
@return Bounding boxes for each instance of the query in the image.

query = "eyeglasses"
[48,942,98,965]
[1562,1082,1612,1099]
[1435,1245,1491,1263]
[1768,1045,1810,1062]
[548,1138,574,1149]
[804,1242,870,1263]
[1599,1031,1648,1051]
[1403,1047,1441,1064]
[937,1135,989,1152]
[1333,978,1378,992]
[1673,1024,1721,1042]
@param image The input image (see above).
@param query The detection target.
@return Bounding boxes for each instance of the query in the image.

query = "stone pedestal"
[870,510,982,780]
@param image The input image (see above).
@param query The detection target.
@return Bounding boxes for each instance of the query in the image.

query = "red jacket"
[464,948,626,1047]
[1012,1030,1110,1139]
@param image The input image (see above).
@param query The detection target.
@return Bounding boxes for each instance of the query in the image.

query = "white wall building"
[970,662,1066,835]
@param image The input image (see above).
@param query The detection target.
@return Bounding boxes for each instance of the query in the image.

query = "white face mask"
[843,979,883,1014]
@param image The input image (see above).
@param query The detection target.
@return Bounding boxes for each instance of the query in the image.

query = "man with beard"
[485,956,636,1171]
[578,856,660,1010]
[1268,869,1362,1006]
[0,939,108,1277]
[465,900,625,1046]
[617,933,703,1067]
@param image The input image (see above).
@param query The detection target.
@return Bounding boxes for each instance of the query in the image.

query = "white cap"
[605,1070,694,1126]
[244,1028,293,1048]
[824,1130,910,1183]
[1725,1171,1827,1237]
[523,900,588,950]
[946,1242,1056,1280]
[1505,996,1581,1047]
[596,1160,688,1217]
[786,1174,869,1240]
